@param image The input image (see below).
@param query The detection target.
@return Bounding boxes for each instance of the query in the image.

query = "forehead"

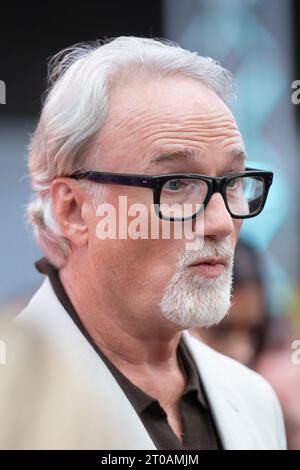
[97,75,244,171]
[108,75,235,124]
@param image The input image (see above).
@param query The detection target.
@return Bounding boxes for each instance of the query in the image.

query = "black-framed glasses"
[69,167,273,221]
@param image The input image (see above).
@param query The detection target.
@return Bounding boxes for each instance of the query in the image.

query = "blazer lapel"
[182,331,257,450]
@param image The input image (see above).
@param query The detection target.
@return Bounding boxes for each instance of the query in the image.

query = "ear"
[51,178,90,248]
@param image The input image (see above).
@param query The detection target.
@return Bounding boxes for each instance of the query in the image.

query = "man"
[15,37,285,449]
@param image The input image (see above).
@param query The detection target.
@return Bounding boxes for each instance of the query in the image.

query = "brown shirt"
[36,258,222,450]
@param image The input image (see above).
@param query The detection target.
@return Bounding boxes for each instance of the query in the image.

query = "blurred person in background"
[255,315,300,450]
[191,239,268,368]
[8,37,286,449]
[191,239,300,449]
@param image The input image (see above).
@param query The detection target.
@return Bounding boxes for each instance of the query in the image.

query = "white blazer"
[12,278,286,450]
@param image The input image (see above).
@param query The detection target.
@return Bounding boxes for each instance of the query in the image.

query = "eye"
[227,178,240,190]
[227,179,236,188]
[163,179,186,191]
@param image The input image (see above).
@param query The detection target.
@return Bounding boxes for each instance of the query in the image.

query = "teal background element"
[164,0,299,316]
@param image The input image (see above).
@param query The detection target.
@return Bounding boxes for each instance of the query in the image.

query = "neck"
[59,263,183,373]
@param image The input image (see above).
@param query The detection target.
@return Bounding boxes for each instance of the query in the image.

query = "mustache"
[179,238,234,269]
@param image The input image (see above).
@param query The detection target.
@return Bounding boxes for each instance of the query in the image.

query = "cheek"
[114,237,182,294]
[87,194,184,297]
[90,237,183,310]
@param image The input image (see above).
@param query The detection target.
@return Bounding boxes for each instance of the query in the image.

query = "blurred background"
[0,0,299,448]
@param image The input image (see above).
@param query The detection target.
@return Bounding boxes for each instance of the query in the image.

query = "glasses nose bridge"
[210,175,227,200]
[203,175,229,213]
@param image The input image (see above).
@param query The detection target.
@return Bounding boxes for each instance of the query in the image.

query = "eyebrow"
[149,147,247,167]
[230,148,247,166]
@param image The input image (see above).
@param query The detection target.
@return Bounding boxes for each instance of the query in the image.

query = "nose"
[193,192,235,240]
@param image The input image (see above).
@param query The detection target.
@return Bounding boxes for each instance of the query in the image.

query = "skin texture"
[51,75,245,442]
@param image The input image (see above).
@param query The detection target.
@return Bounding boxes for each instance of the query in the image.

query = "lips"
[189,257,227,278]
[190,256,227,267]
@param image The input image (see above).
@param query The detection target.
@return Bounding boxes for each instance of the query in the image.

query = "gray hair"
[27,36,235,267]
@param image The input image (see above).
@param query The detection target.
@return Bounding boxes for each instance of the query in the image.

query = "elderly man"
[16,37,285,450]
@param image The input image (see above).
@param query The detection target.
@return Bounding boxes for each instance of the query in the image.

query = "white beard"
[160,238,234,329]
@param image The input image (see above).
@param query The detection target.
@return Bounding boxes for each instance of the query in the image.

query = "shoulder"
[16,278,76,342]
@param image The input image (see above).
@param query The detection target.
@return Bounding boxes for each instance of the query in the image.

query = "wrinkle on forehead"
[102,110,241,148]
[104,75,237,129]
[120,113,239,142]
[95,77,243,171]
[140,115,240,145]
